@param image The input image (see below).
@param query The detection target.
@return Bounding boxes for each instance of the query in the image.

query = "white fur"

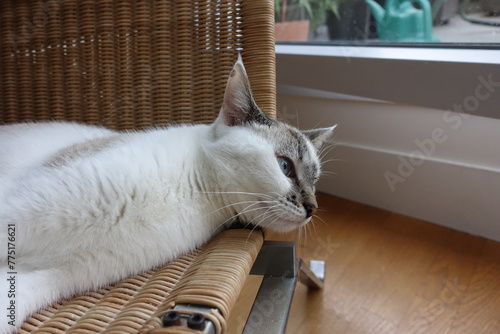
[0,121,309,332]
[0,60,333,333]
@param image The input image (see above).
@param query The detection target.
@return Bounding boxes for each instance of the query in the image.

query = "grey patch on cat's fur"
[246,104,275,127]
[286,127,307,162]
[44,135,120,168]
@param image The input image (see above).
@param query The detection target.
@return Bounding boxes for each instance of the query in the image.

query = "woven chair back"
[0,0,276,129]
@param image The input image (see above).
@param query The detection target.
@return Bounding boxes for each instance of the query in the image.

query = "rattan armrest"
[19,229,263,334]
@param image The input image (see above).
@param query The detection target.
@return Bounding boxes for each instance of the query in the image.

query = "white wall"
[278,94,500,242]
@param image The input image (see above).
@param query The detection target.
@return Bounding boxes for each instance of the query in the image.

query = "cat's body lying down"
[0,57,334,333]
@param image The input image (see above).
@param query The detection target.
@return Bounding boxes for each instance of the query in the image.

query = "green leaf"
[299,0,314,19]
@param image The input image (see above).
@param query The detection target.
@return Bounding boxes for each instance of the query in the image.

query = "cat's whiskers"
[239,202,281,232]
[231,204,283,245]
[203,198,272,220]
[210,200,280,233]
[200,190,278,227]
[263,204,297,230]
[319,142,336,161]
[307,221,313,244]
[200,190,275,200]
[307,216,326,251]
[248,203,282,226]
[304,223,308,242]
[297,224,304,249]
[308,217,320,243]
[239,201,280,222]
[262,212,287,232]
[320,158,341,168]
[311,213,328,227]
[210,203,265,232]
[246,204,282,229]
[320,170,337,177]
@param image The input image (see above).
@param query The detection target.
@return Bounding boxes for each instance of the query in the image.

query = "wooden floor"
[227,193,500,334]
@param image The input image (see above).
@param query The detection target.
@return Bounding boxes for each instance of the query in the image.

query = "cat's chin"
[267,216,311,233]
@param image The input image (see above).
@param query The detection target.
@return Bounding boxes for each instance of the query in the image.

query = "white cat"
[0,57,334,333]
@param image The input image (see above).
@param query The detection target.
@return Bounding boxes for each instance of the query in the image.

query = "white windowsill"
[275,44,500,119]
[276,44,500,65]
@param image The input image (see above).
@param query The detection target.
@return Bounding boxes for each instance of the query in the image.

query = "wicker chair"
[0,1,322,333]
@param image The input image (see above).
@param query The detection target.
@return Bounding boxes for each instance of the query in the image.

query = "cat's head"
[207,55,335,233]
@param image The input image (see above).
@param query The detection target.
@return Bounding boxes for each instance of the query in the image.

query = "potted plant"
[274,0,373,41]
[325,0,373,40]
[274,0,312,41]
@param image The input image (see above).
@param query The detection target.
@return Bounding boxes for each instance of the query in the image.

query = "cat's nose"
[304,203,317,218]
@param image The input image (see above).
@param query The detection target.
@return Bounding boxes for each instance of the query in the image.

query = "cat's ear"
[302,125,336,151]
[217,54,270,127]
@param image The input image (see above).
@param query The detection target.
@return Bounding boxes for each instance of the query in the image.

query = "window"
[274,0,500,45]
[274,0,500,119]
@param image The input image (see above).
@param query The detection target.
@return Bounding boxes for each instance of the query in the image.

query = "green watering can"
[365,0,439,42]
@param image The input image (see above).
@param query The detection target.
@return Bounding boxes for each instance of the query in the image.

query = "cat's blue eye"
[277,156,296,178]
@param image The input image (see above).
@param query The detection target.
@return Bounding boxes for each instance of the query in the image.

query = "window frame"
[276,44,500,119]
